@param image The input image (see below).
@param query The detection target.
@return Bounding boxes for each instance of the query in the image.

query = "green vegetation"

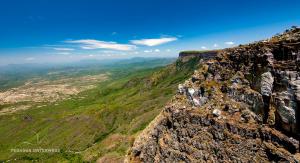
[0,58,175,91]
[0,57,200,162]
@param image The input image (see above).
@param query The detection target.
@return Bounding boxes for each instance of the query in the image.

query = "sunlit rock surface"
[126,27,300,162]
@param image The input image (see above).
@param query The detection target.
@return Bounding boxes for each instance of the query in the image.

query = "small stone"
[178,84,185,94]
[193,98,201,106]
[188,88,195,96]
[240,117,245,122]
[212,109,222,117]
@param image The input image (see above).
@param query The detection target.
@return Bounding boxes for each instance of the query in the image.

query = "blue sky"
[0,0,300,65]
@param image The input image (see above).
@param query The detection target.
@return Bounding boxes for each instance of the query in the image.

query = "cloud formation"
[65,39,136,51]
[130,37,177,46]
[225,41,235,45]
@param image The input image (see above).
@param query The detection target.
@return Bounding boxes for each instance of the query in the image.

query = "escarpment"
[126,27,300,162]
[179,50,219,62]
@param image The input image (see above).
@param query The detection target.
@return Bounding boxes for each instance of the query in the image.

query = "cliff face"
[126,27,300,162]
[179,50,219,62]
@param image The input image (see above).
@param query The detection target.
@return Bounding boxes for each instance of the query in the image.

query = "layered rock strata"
[126,27,300,162]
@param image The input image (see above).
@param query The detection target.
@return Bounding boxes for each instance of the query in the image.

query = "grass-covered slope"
[0,57,200,162]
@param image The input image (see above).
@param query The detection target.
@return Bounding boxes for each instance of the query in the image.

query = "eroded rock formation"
[126,27,300,162]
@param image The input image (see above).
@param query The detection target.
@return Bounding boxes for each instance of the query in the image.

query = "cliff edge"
[126,27,300,162]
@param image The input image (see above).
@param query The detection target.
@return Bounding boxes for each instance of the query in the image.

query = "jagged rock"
[228,85,264,113]
[261,71,274,96]
[126,27,300,162]
[291,80,300,101]
[264,52,274,65]
[275,91,296,124]
[278,104,296,124]
[274,78,300,132]
[126,103,298,162]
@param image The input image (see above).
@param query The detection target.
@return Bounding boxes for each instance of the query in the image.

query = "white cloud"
[65,39,136,51]
[225,41,235,45]
[54,48,74,51]
[154,49,160,52]
[201,46,207,49]
[166,49,171,52]
[213,44,218,48]
[131,37,177,46]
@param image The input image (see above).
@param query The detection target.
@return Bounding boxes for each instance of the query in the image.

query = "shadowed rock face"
[179,50,219,60]
[126,104,298,162]
[126,27,300,162]
[178,50,219,63]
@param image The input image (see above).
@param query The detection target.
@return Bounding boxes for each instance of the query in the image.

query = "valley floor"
[0,58,196,162]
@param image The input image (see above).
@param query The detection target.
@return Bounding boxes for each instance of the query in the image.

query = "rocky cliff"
[126,27,300,162]
[179,50,219,62]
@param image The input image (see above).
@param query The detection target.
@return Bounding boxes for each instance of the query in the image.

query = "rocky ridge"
[126,27,300,162]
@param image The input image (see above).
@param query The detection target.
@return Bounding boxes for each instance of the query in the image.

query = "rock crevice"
[126,27,300,162]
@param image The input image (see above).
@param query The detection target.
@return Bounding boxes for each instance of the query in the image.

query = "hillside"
[0,58,200,162]
[126,27,300,162]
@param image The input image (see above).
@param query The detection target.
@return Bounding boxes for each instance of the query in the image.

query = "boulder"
[290,80,300,101]
[275,91,296,124]
[212,109,221,117]
[178,84,185,94]
[188,88,195,96]
[278,104,296,124]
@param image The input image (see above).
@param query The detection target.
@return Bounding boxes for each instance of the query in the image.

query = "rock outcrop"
[126,27,300,162]
[179,50,219,62]
[261,72,274,97]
